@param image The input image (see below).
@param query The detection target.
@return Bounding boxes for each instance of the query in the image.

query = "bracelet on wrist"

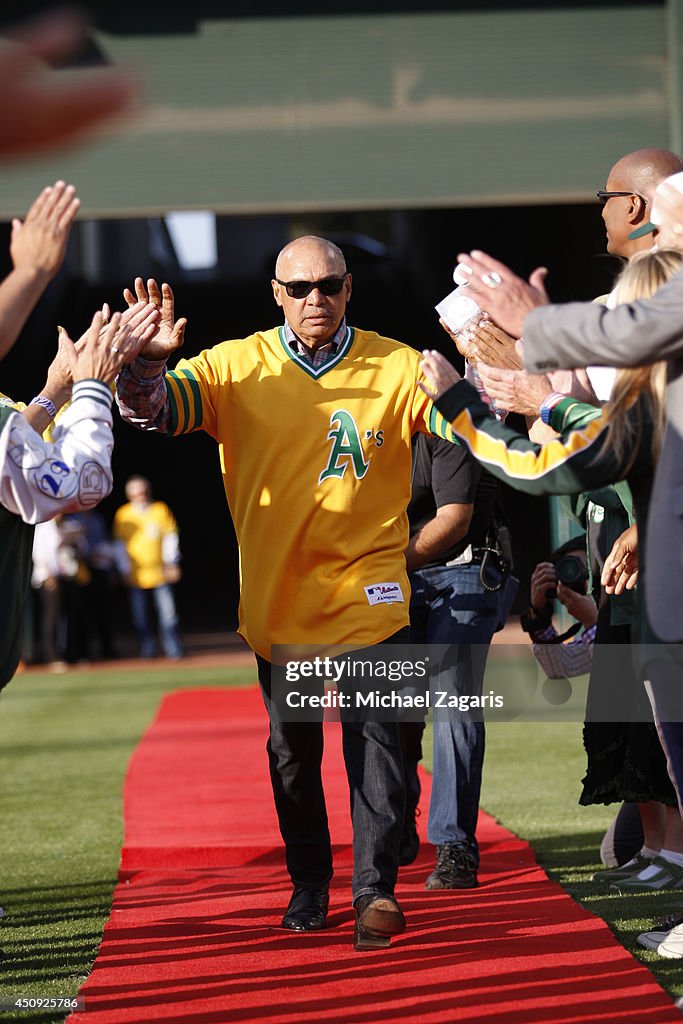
[539,392,565,426]
[29,395,56,420]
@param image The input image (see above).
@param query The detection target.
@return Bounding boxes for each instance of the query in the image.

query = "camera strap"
[546,621,583,644]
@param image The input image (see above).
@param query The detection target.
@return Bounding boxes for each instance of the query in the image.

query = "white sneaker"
[638,926,673,950]
[638,912,683,950]
[657,922,683,958]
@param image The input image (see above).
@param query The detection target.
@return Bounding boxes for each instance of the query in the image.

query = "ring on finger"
[482,271,503,289]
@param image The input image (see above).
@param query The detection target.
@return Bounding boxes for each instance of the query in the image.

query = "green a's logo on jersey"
[319,409,370,482]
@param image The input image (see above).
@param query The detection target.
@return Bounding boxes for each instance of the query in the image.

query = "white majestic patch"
[364,582,405,605]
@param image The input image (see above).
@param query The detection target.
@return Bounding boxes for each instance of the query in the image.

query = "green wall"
[0,5,673,217]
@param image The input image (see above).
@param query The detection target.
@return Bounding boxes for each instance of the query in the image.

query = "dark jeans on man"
[401,563,515,864]
[256,629,408,903]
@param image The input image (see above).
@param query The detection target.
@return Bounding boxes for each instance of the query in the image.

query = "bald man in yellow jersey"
[116,236,455,950]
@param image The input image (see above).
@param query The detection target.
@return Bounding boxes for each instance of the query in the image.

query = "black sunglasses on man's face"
[276,274,348,299]
[596,190,647,206]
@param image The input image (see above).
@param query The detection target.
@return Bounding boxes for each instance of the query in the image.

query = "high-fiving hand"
[59,305,159,386]
[123,278,187,361]
[10,181,80,281]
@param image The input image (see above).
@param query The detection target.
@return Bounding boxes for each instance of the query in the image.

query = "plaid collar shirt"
[284,318,347,370]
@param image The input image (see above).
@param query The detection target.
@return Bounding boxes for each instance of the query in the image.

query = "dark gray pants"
[256,635,406,903]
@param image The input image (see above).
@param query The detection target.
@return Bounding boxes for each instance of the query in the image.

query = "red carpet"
[69,687,680,1024]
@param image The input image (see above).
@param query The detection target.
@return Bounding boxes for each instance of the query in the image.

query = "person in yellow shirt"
[115,236,456,950]
[113,476,182,660]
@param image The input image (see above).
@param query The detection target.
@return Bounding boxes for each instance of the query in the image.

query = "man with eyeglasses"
[598,148,683,259]
[115,235,459,951]
[461,148,683,448]
[443,149,683,428]
[460,148,683,431]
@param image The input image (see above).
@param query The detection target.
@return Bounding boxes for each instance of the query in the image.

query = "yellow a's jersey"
[165,326,453,660]
[113,500,177,589]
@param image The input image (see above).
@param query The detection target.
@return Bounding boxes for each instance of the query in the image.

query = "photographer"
[521,535,597,680]
[522,533,681,888]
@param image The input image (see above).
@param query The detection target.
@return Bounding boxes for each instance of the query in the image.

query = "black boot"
[425,842,478,889]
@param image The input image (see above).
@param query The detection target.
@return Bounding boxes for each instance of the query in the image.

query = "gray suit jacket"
[522,270,683,642]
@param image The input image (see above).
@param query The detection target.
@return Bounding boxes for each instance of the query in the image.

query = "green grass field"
[1,657,681,1022]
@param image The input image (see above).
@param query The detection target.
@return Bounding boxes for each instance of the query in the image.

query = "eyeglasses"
[596,190,647,205]
[275,274,348,299]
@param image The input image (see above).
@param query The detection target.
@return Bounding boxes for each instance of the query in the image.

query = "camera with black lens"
[546,553,589,601]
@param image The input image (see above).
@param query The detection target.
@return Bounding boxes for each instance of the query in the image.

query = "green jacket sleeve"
[549,398,636,525]
[434,380,651,497]
[548,396,602,433]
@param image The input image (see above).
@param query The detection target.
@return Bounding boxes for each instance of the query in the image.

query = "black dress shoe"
[281,885,329,931]
[354,893,406,951]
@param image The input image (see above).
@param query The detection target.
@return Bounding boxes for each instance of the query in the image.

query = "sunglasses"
[596,190,648,205]
[276,274,348,299]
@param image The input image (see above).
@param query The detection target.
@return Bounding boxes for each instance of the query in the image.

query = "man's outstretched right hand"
[123,278,187,361]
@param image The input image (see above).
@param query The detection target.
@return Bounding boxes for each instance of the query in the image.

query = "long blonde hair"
[603,248,681,468]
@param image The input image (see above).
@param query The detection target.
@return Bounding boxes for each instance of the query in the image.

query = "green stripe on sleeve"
[165,376,180,435]
[429,402,439,436]
[167,372,190,434]
[430,405,460,445]
[177,368,203,431]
